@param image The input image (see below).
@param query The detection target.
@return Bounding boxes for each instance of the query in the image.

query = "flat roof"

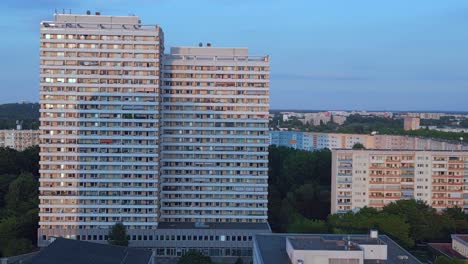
[288,237,362,251]
[255,234,422,264]
[158,222,271,231]
[26,237,152,264]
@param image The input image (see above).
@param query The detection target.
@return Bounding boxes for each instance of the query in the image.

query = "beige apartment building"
[160,46,270,223]
[404,116,420,131]
[332,149,467,214]
[37,12,272,259]
[0,129,40,150]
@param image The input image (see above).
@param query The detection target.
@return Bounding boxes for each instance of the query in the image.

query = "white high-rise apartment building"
[39,13,163,239]
[331,149,467,214]
[160,47,270,223]
[38,13,272,255]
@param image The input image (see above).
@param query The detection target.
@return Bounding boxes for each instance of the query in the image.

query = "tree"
[352,143,366,149]
[434,255,465,264]
[287,215,328,233]
[178,250,212,264]
[5,173,38,215]
[108,223,129,246]
[2,238,33,257]
[234,257,244,264]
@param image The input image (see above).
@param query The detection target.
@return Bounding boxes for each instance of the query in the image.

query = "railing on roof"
[164,55,269,62]
[41,21,159,31]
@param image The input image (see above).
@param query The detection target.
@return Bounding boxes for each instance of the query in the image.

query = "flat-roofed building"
[160,46,270,223]
[0,129,40,150]
[332,149,467,214]
[404,116,420,131]
[37,12,271,260]
[253,231,421,264]
[38,13,164,244]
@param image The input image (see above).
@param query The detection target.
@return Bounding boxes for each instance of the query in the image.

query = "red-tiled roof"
[428,243,466,260]
[453,234,468,243]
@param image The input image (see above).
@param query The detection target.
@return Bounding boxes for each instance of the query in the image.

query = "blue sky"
[1,0,468,111]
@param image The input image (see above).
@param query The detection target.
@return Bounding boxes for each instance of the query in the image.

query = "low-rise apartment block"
[0,129,40,150]
[270,131,468,151]
[331,149,468,214]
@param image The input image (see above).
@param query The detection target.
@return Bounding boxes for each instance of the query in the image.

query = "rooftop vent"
[95,11,101,15]
[86,10,91,15]
[206,42,212,47]
[198,42,203,47]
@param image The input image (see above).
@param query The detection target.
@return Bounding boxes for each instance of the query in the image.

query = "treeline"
[0,103,39,129]
[268,146,468,250]
[268,146,331,232]
[0,146,40,257]
[328,201,467,248]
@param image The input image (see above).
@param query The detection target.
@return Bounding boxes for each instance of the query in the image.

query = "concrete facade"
[0,129,40,151]
[37,12,271,259]
[332,149,468,214]
[270,131,468,151]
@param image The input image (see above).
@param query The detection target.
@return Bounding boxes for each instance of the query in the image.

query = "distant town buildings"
[303,112,332,126]
[0,129,40,151]
[404,116,420,131]
[269,131,468,151]
[253,231,421,264]
[424,126,467,133]
[331,149,467,214]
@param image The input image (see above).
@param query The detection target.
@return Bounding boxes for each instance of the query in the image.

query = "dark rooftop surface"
[26,237,152,264]
[158,222,271,230]
[255,234,422,264]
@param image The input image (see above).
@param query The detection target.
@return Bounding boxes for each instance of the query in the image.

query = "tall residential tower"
[161,47,270,223]
[38,12,271,258]
[39,13,163,239]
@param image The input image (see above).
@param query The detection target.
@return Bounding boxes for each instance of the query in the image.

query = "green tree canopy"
[108,223,129,246]
[352,143,365,149]
[234,257,244,264]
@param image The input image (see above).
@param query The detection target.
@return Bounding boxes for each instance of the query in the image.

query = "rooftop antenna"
[54,8,57,14]
[62,8,65,14]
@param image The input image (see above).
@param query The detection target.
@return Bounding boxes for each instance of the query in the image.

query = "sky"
[1,0,468,111]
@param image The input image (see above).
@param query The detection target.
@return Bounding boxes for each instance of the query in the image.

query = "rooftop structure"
[253,232,421,264]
